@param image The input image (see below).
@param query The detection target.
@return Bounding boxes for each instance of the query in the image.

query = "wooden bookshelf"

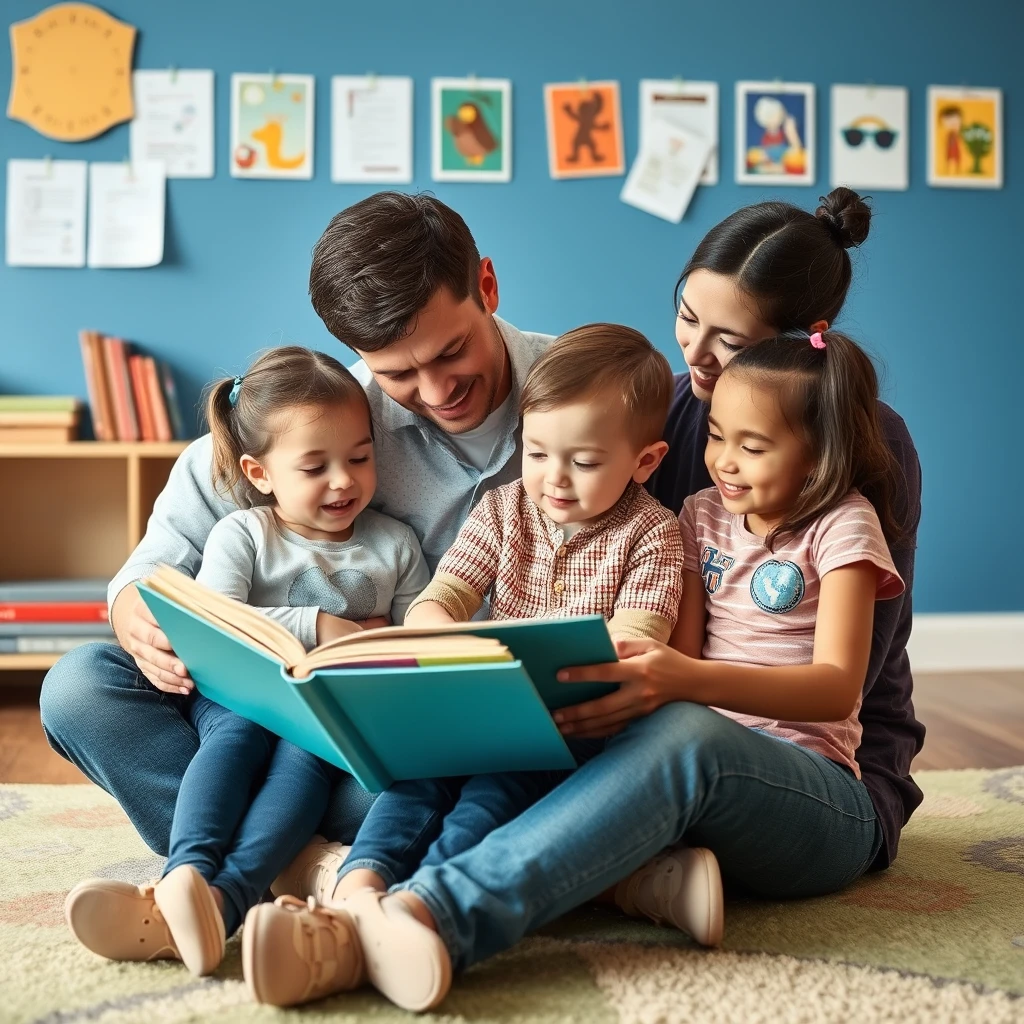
[0,440,189,674]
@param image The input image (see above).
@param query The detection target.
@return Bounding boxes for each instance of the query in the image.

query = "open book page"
[145,565,306,667]
[294,635,510,676]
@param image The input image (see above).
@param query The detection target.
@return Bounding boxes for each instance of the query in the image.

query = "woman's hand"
[553,637,693,738]
[111,584,193,695]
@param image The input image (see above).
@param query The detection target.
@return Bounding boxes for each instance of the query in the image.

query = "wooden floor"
[1,671,1022,783]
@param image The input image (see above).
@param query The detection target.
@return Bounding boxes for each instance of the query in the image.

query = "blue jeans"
[396,701,882,971]
[163,693,338,934]
[341,770,570,888]
[39,644,376,855]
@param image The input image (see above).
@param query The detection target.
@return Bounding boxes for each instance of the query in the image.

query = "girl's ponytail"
[203,375,249,503]
[725,331,906,550]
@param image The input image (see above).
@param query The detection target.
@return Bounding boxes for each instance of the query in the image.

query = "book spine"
[129,354,156,441]
[146,357,173,442]
[0,580,108,603]
[0,622,115,637]
[160,361,187,440]
[15,636,112,653]
[89,332,117,441]
[0,411,78,426]
[0,602,108,623]
[79,330,107,441]
[106,338,139,441]
[0,426,75,443]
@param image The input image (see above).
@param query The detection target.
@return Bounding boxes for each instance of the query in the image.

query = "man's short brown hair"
[520,324,673,448]
[309,192,482,352]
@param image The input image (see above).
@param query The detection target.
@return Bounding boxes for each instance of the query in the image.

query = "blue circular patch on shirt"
[750,560,805,614]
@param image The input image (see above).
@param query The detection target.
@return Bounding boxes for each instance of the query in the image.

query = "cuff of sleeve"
[297,606,320,652]
[407,573,483,622]
[607,609,673,643]
[106,563,163,627]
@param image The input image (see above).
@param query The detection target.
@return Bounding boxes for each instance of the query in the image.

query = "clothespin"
[124,157,134,183]
[169,65,178,84]
[43,154,53,178]
[366,71,377,90]
[866,79,876,99]
[270,68,279,89]
[468,71,477,84]
[673,74,686,92]
[773,76,784,91]
[577,76,588,94]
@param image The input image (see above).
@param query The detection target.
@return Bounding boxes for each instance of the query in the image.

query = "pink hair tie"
[809,332,827,350]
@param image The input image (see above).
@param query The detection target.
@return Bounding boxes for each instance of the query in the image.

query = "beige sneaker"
[243,896,365,1007]
[346,890,452,1012]
[614,846,724,946]
[153,865,226,976]
[65,878,181,963]
[271,835,350,903]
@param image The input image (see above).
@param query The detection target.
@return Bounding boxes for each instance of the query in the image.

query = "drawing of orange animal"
[251,119,306,170]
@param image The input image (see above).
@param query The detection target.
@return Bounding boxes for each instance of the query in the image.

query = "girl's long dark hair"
[724,331,906,550]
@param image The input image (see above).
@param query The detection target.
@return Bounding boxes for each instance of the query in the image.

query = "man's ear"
[240,454,274,495]
[632,441,669,484]
[478,257,499,315]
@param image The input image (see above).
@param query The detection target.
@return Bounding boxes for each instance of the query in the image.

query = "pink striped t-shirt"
[680,487,904,776]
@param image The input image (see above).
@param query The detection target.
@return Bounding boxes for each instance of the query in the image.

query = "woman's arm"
[555,562,878,737]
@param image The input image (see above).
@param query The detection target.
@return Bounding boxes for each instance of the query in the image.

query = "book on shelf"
[0,579,108,603]
[0,601,108,623]
[0,396,81,442]
[78,329,187,442]
[138,565,620,792]
[0,636,114,654]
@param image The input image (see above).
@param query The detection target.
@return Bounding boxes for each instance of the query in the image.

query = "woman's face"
[674,270,777,402]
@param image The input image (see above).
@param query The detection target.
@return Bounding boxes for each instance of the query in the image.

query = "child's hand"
[316,612,364,643]
[404,601,457,627]
[552,637,692,738]
[357,616,392,631]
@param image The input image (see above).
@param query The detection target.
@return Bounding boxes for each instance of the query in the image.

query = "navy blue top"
[646,373,925,870]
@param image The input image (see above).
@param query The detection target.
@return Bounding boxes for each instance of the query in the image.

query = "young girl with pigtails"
[64,346,429,978]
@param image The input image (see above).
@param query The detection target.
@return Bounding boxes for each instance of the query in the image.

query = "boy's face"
[241,401,377,543]
[522,399,667,527]
[354,259,510,435]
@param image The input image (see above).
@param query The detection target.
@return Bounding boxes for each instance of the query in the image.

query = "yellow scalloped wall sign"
[8,2,136,141]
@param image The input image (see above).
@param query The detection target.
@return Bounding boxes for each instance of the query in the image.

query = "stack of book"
[78,330,187,442]
[0,580,115,655]
[0,395,82,443]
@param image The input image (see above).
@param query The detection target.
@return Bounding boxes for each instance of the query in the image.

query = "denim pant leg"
[39,642,198,856]
[163,695,274,932]
[340,776,468,888]
[417,770,571,870]
[397,702,881,972]
[212,740,341,932]
[319,774,377,844]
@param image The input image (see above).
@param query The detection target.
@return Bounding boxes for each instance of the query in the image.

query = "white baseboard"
[909,613,1024,672]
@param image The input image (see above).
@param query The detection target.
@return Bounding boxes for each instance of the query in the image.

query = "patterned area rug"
[2,768,1023,1023]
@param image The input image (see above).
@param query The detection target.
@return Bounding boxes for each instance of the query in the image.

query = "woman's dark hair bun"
[814,187,871,249]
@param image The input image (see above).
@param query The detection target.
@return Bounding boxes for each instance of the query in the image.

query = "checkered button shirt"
[421,479,684,633]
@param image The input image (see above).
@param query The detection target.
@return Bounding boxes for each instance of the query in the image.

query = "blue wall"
[1,0,1021,613]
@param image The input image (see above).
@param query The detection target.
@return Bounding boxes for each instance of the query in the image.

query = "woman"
[242,187,925,1012]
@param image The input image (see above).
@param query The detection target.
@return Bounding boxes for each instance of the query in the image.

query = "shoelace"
[278,896,355,996]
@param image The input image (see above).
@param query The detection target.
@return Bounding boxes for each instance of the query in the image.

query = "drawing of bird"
[445,102,498,165]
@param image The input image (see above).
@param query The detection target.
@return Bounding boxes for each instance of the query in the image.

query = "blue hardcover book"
[138,571,619,793]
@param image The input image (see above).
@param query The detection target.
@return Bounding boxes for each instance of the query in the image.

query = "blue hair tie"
[228,376,243,407]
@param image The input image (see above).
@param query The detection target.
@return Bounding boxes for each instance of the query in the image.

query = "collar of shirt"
[524,480,644,550]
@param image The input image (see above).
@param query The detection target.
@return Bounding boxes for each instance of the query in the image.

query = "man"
[41,192,551,854]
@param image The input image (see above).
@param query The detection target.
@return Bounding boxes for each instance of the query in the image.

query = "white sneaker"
[614,846,724,946]
[270,835,350,904]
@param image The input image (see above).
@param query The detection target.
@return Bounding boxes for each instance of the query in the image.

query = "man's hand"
[111,584,192,695]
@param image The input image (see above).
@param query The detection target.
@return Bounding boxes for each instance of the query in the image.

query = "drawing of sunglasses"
[841,115,898,149]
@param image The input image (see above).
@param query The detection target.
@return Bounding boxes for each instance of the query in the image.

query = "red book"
[0,602,109,623]
[129,354,156,441]
[102,337,140,441]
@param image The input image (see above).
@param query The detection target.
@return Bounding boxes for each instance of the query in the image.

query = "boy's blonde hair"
[519,323,673,448]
